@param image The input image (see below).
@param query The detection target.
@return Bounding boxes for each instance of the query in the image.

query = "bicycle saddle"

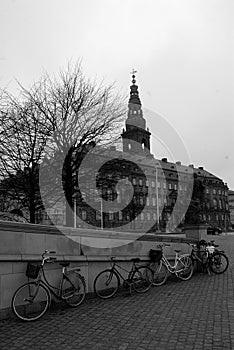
[131,258,141,263]
[59,262,70,267]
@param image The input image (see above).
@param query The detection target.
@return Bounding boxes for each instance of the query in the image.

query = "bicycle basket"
[26,262,40,279]
[149,249,162,262]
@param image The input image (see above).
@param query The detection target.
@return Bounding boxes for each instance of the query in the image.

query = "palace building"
[73,73,230,232]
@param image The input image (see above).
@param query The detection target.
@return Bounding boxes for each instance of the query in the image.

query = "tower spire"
[121,70,151,154]
[129,69,141,106]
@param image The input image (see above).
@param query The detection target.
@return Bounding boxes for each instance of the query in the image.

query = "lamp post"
[95,189,103,230]
[155,164,160,231]
[73,196,77,228]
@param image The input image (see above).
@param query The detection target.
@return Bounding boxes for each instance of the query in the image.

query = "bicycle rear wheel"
[210,252,229,274]
[62,270,86,307]
[12,282,50,321]
[94,269,120,299]
[177,255,194,281]
[132,266,153,293]
[150,261,168,286]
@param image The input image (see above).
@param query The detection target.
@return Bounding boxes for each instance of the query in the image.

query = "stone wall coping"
[0,254,152,263]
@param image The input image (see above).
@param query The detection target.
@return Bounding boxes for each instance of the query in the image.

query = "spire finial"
[130,69,137,84]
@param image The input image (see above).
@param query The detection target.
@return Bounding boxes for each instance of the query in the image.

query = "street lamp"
[155,163,160,231]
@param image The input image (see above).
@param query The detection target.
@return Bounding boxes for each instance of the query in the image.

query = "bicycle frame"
[108,261,136,283]
[161,253,188,274]
[30,263,79,301]
[190,247,207,265]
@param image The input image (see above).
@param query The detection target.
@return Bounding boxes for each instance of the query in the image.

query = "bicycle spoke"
[12,282,50,321]
[132,266,153,293]
[94,269,119,299]
[62,271,86,307]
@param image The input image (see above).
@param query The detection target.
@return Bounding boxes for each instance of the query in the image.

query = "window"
[206,188,209,194]
[146,197,150,206]
[81,211,87,221]
[117,190,121,203]
[146,180,149,187]
[96,211,101,220]
[140,213,144,221]
[118,211,123,220]
[139,178,143,186]
[109,212,114,220]
[163,182,167,189]
[139,197,144,205]
[128,143,131,150]
[157,181,161,189]
[152,197,156,206]
[147,213,151,221]
[213,189,217,195]
[168,183,172,190]
[151,180,155,188]
[213,199,217,209]
[107,188,112,200]
[174,183,177,190]
[132,178,136,185]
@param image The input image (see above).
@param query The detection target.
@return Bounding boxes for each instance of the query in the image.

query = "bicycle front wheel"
[177,255,194,281]
[150,261,168,286]
[94,269,120,299]
[62,270,86,307]
[132,266,153,293]
[12,282,50,322]
[210,252,229,274]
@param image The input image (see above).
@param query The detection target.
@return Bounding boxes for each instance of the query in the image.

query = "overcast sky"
[0,0,233,189]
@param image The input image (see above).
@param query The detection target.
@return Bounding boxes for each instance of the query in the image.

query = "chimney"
[176,161,181,166]
[198,166,204,170]
[189,164,194,168]
[161,158,167,162]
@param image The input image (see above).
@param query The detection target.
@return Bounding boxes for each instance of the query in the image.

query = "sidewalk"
[1,234,234,350]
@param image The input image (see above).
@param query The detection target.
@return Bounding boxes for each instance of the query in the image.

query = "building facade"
[228,190,234,229]
[73,73,230,232]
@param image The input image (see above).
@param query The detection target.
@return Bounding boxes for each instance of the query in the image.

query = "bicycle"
[187,240,229,275]
[93,257,153,299]
[12,250,86,321]
[149,243,194,286]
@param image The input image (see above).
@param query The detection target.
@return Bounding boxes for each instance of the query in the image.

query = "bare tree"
[0,62,126,225]
[0,94,51,222]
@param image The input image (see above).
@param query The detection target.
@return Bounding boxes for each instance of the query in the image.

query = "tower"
[122,70,151,154]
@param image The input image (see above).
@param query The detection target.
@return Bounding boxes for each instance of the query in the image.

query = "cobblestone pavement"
[1,234,234,350]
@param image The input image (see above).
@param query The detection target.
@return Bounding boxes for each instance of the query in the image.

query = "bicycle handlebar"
[156,243,171,248]
[42,250,57,264]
